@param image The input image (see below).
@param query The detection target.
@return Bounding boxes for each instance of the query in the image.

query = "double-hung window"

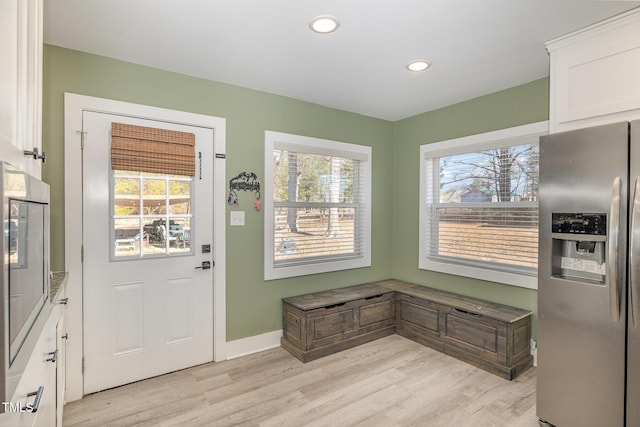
[264,131,371,280]
[419,122,547,289]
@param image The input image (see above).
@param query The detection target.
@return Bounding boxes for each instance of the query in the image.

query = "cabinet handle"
[62,333,69,340]
[56,297,69,305]
[26,386,44,413]
[46,349,58,363]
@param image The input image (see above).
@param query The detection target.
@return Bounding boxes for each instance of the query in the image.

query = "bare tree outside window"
[431,143,539,269]
[439,145,538,203]
[265,131,372,280]
[420,122,546,288]
[272,150,359,263]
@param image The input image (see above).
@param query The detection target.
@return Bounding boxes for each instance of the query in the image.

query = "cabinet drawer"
[310,307,355,348]
[443,309,503,362]
[399,300,439,332]
[359,294,394,328]
[2,304,61,426]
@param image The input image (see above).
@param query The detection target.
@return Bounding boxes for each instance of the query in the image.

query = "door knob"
[195,261,211,270]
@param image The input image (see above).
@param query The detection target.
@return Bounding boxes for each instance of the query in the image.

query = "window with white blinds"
[264,131,371,280]
[419,122,547,289]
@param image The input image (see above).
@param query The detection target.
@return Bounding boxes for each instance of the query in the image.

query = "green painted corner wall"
[42,44,548,342]
[391,77,550,339]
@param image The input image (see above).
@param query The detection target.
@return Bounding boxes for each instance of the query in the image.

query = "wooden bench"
[281,279,533,380]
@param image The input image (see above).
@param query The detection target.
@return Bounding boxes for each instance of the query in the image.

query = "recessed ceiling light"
[406,60,431,72]
[309,15,340,34]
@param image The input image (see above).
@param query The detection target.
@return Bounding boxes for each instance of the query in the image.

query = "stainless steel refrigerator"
[537,120,640,427]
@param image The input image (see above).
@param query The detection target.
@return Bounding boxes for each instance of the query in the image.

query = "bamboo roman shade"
[111,122,196,176]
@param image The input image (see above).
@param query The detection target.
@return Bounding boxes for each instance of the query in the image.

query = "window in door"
[112,170,193,259]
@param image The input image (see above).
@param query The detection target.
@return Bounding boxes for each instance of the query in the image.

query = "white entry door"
[82,111,214,394]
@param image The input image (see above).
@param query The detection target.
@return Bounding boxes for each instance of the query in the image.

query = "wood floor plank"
[63,335,539,426]
[260,368,409,427]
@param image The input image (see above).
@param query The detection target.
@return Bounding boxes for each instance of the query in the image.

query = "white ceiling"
[44,1,639,121]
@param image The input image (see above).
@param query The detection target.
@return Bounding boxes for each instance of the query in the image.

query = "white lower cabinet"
[0,294,66,427]
[55,312,66,427]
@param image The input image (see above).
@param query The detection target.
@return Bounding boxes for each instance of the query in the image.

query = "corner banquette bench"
[281,279,533,380]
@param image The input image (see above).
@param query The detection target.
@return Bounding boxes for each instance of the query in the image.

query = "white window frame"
[264,131,372,280]
[419,121,548,290]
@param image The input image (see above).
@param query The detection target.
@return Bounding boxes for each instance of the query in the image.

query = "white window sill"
[419,259,538,290]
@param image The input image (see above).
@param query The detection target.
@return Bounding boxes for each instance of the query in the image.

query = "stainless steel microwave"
[0,162,50,411]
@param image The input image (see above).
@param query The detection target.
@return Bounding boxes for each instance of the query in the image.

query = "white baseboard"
[226,329,283,360]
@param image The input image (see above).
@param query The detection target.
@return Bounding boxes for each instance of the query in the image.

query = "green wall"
[42,44,548,341]
[391,78,550,338]
[42,45,394,341]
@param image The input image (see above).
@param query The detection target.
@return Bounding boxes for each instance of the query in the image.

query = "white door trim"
[63,93,227,402]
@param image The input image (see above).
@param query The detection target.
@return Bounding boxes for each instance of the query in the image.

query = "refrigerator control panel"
[551,212,607,284]
[552,213,606,235]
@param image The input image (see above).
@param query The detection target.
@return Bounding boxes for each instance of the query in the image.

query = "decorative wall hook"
[228,172,261,210]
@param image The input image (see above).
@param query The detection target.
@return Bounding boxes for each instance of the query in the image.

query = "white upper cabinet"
[547,8,640,133]
[0,0,43,178]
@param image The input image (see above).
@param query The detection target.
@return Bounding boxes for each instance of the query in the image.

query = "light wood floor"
[63,335,539,426]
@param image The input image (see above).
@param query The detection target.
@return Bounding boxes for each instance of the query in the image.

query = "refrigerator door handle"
[631,177,640,326]
[608,176,622,322]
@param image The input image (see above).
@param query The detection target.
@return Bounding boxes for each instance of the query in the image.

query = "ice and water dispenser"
[551,213,607,284]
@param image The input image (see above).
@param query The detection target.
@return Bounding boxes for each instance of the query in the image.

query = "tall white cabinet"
[546,8,640,133]
[0,0,44,178]
[0,0,63,425]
